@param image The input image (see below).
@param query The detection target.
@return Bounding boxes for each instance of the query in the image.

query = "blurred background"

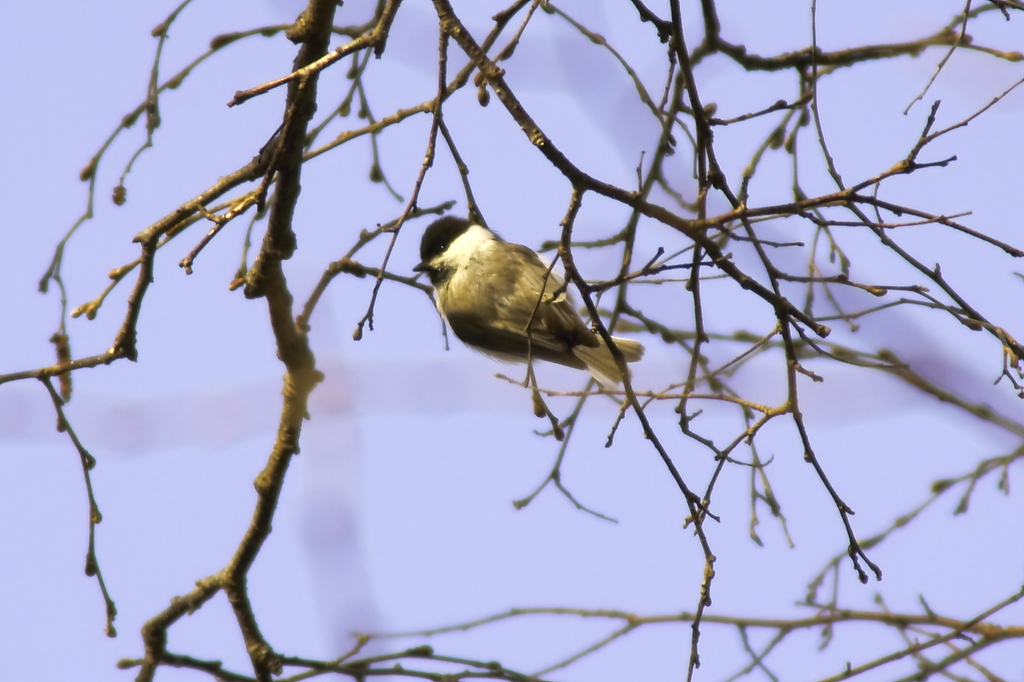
[1,1,1023,680]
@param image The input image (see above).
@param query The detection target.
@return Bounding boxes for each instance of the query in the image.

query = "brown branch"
[227,0,403,107]
[136,1,338,679]
[373,603,1024,641]
[905,2,973,113]
[296,202,450,333]
[40,377,117,637]
[560,184,719,681]
[352,25,450,341]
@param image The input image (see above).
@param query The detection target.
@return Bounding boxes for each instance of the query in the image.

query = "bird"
[413,216,644,387]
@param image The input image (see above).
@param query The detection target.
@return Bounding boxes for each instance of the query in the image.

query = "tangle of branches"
[4,1,1023,681]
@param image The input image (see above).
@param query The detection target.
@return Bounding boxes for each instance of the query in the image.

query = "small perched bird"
[414,216,644,387]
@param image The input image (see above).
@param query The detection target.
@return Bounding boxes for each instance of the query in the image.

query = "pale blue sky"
[2,2,1023,681]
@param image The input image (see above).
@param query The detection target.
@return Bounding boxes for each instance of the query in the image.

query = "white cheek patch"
[437,224,496,267]
[433,224,497,317]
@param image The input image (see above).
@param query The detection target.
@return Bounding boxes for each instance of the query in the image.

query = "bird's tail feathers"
[573,336,645,388]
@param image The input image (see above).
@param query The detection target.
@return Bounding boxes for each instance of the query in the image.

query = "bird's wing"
[445,309,587,369]
[506,244,599,349]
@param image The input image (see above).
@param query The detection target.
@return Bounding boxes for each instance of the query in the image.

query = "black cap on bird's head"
[413,216,474,283]
[417,216,473,263]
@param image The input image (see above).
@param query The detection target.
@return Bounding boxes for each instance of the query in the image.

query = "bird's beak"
[412,262,429,273]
